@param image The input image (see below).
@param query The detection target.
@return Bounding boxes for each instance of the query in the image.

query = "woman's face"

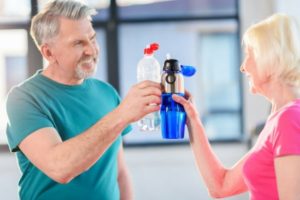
[240,47,269,94]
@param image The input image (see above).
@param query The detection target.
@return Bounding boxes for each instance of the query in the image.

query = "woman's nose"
[240,64,245,73]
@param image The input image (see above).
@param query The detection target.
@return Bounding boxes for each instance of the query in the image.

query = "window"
[117,0,237,19]
[38,0,110,20]
[5,56,27,92]
[199,32,242,139]
[0,0,30,22]
[119,20,241,143]
[0,30,28,144]
[0,0,242,145]
[93,29,107,81]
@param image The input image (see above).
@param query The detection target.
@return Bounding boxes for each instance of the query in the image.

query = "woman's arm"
[172,93,249,198]
[275,155,300,200]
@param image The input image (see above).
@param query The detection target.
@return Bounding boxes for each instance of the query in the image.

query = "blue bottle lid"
[181,65,196,77]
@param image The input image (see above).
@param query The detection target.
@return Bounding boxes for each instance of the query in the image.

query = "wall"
[239,0,274,137]
[275,0,300,21]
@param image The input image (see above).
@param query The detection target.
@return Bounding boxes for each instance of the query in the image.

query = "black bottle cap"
[163,59,180,72]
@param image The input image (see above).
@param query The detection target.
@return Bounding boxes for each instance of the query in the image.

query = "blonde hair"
[242,13,300,87]
[30,0,96,48]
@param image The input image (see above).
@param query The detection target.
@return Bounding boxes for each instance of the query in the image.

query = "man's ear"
[40,44,56,64]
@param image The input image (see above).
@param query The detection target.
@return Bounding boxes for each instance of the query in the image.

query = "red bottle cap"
[143,42,159,55]
[144,48,153,55]
[150,43,159,51]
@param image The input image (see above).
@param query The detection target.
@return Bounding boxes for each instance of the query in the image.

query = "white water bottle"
[137,43,161,131]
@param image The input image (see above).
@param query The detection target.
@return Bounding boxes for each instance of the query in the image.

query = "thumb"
[172,94,188,106]
[172,94,198,119]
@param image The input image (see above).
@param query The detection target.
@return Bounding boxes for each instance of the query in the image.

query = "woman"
[173,13,300,199]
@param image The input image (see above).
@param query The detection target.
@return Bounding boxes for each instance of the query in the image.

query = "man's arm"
[118,143,134,200]
[18,81,161,184]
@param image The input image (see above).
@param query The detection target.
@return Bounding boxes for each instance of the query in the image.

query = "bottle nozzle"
[166,53,171,60]
[181,65,196,77]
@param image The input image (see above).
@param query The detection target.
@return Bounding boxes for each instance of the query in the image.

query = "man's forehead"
[58,17,95,38]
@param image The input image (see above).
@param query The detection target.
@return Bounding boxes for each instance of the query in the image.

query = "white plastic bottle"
[137,43,161,131]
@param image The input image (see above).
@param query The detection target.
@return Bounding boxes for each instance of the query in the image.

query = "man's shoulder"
[7,72,41,99]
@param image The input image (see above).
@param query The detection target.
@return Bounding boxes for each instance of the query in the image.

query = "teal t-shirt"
[6,70,132,200]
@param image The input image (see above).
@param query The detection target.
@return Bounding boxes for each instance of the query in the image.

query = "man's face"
[49,17,99,80]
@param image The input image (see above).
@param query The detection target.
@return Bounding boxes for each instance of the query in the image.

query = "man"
[5,1,161,200]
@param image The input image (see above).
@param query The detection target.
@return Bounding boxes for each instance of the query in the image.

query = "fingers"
[184,90,193,102]
[144,104,160,113]
[140,87,162,97]
[172,94,198,119]
[172,94,190,107]
[131,80,162,97]
[143,95,161,105]
[136,80,161,90]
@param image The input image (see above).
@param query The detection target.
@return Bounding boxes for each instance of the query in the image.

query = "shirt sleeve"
[6,89,54,152]
[272,107,300,157]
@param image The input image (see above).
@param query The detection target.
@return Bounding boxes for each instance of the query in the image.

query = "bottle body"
[160,59,186,139]
[137,54,161,131]
[160,93,186,139]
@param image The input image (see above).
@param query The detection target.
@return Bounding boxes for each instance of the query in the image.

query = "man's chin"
[75,66,97,79]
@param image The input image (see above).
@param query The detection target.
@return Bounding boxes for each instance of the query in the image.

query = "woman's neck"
[266,81,300,113]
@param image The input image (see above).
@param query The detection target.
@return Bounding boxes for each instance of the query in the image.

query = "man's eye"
[74,41,82,45]
[91,37,96,43]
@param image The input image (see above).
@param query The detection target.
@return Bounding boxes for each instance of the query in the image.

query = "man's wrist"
[108,107,130,132]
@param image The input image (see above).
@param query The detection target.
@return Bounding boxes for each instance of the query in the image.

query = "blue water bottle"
[160,58,196,139]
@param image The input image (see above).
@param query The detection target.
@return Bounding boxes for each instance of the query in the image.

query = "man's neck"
[42,65,84,85]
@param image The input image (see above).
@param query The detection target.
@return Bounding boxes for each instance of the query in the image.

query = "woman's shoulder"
[274,100,300,128]
[278,100,300,119]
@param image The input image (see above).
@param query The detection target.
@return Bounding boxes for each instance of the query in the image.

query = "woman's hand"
[172,90,199,125]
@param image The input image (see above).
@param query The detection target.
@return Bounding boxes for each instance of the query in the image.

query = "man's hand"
[117,80,162,124]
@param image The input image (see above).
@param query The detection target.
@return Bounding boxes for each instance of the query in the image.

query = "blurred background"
[0,0,299,199]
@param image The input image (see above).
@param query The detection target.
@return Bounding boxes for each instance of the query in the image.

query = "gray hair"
[30,0,97,48]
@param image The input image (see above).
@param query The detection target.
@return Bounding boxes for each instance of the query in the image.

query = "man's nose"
[85,42,98,56]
